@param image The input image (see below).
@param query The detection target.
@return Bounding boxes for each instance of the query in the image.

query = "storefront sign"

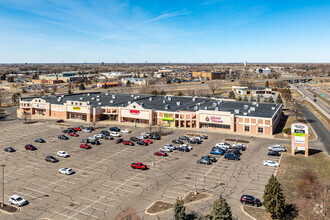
[130,110,140,114]
[162,117,174,121]
[73,107,81,111]
[205,116,223,123]
[291,123,309,157]
[164,113,172,117]
[32,104,45,108]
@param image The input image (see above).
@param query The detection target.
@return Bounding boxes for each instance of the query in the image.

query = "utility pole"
[1,164,5,208]
[195,163,198,195]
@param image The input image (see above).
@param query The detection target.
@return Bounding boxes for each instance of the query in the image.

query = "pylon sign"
[291,123,309,157]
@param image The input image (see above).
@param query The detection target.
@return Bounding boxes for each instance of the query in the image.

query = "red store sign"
[130,110,140,114]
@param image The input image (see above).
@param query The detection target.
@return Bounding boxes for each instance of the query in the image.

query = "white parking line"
[53,211,80,220]
[63,206,99,219]
[24,187,49,195]
[116,188,134,193]
[90,206,107,213]
[162,194,177,199]
[80,197,115,207]
[17,191,42,200]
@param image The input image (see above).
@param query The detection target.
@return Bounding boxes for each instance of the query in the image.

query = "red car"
[131,162,147,170]
[73,127,82,131]
[68,132,79,137]
[154,151,168,157]
[142,139,153,144]
[80,143,91,149]
[123,140,134,146]
[25,144,37,150]
[116,139,123,144]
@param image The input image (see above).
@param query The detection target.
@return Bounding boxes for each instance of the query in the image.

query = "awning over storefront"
[162,117,174,121]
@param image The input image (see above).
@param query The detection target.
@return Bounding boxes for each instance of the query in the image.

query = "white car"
[137,135,145,140]
[141,132,150,136]
[122,129,130,133]
[164,144,176,150]
[268,145,286,152]
[9,195,28,207]
[263,160,280,167]
[159,146,173,152]
[89,135,99,140]
[215,142,230,149]
[57,151,69,158]
[110,132,121,137]
[82,128,91,133]
[58,168,74,175]
[95,134,105,139]
[180,144,192,150]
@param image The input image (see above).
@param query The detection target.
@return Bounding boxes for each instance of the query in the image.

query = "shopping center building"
[18,92,282,136]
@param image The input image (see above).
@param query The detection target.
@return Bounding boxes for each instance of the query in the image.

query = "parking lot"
[0,120,286,219]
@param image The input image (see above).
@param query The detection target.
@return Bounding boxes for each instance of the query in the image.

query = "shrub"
[283,128,291,135]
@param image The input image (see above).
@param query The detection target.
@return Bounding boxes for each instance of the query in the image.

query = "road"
[299,104,330,155]
[293,84,330,118]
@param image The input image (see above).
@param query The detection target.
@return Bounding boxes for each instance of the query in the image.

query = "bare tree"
[148,124,153,134]
[207,80,221,95]
[114,207,141,220]
[0,90,9,107]
[22,111,31,124]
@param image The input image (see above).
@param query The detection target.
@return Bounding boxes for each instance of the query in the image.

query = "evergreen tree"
[236,96,242,102]
[265,80,269,87]
[228,91,236,99]
[174,198,186,220]
[178,79,181,84]
[159,90,166,95]
[7,76,14,82]
[68,89,73,95]
[276,95,283,104]
[178,91,183,96]
[12,93,21,104]
[250,97,256,102]
[257,96,260,102]
[0,74,5,80]
[102,83,108,89]
[243,96,248,102]
[268,96,274,103]
[79,83,85,90]
[207,194,232,220]
[151,90,158,95]
[263,175,286,219]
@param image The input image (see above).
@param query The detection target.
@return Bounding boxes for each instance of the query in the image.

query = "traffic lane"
[300,105,330,154]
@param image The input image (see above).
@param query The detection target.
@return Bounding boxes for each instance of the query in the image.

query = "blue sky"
[0,0,329,63]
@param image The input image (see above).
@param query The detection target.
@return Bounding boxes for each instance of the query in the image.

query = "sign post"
[291,123,309,157]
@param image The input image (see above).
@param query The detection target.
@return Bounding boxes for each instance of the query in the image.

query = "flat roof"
[21,92,281,118]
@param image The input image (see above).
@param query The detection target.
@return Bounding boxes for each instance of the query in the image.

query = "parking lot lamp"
[1,164,5,208]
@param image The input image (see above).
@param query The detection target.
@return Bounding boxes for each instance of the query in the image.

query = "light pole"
[1,164,5,208]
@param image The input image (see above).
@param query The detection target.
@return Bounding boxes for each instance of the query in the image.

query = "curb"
[275,152,284,177]
[241,206,257,220]
[0,205,20,215]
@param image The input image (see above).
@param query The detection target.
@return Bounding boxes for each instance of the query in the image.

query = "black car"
[224,153,240,160]
[199,135,208,139]
[149,135,161,140]
[130,137,139,142]
[268,151,281,156]
[62,128,75,133]
[137,141,148,146]
[91,140,100,145]
[100,130,110,136]
[115,139,123,144]
[45,155,58,163]
[232,144,246,151]
[178,146,189,152]
[34,138,45,143]
[58,135,68,140]
[228,149,241,156]
[104,136,114,140]
[172,139,184,144]
[4,147,15,152]
[179,136,190,141]
[86,126,94,131]
[189,139,202,144]
[201,155,217,162]
[110,127,120,132]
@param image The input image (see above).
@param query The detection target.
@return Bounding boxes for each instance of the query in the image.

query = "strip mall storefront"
[120,108,152,125]
[198,111,235,132]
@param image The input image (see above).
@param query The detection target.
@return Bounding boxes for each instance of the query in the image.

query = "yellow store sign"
[73,107,81,111]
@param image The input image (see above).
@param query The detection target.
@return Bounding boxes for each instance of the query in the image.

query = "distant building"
[192,71,226,80]
[232,86,277,98]
[99,72,132,79]
[121,78,146,86]
[39,72,85,83]
[256,67,271,75]
[96,82,120,88]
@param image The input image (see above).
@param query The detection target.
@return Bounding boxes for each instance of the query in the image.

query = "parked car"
[189,138,202,144]
[130,137,139,142]
[268,151,281,156]
[263,160,280,167]
[141,132,150,136]
[82,128,92,133]
[81,139,90,143]
[62,128,75,133]
[58,135,68,140]
[45,155,58,163]
[137,141,148,146]
[210,149,226,155]
[68,132,79,137]
[115,139,123,144]
[232,144,246,151]
[201,155,217,162]
[104,136,114,140]
[86,126,94,131]
[110,132,121,137]
[215,142,231,149]
[199,135,208,139]
[172,139,184,144]
[149,134,161,140]
[159,147,173,152]
[123,140,134,146]
[179,136,190,141]
[110,127,120,132]
[142,139,153,144]
[91,140,100,145]
[25,144,37,150]
[131,162,147,170]
[95,134,105,139]
[164,144,176,150]
[240,195,262,207]
[57,151,69,157]
[180,144,192,150]
[178,146,190,152]
[268,145,286,152]
[80,143,91,149]
[154,151,168,157]
[228,149,241,156]
[197,159,212,165]
[9,195,28,207]
[58,168,74,175]
[73,127,82,131]
[89,135,99,141]
[4,147,15,152]
[100,130,110,136]
[34,138,45,143]
[56,120,64,123]
[224,153,240,160]
[122,129,130,133]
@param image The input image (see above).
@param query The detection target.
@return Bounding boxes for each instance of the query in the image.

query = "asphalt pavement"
[300,105,330,155]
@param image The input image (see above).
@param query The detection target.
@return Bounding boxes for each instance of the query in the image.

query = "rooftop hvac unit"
[131,94,134,97]
[243,112,247,115]
[252,102,257,105]
[168,97,172,101]
[110,100,114,103]
[128,101,132,104]
[256,104,259,107]
[234,109,240,114]
[96,98,100,101]
[244,105,248,109]
[134,96,138,99]
[141,102,145,107]
[248,110,251,113]
[204,106,208,110]
[215,107,219,111]
[250,107,255,111]
[87,93,91,96]
[98,102,102,105]
[192,97,196,101]
[149,97,153,101]
[79,97,83,100]
[87,101,90,105]
[176,101,181,106]
[105,93,109,96]
[121,104,125,107]
[213,103,217,107]
[165,104,170,109]
[91,97,95,100]
[272,107,276,110]
[194,106,198,110]
[112,95,116,99]
[197,103,201,106]
[96,95,100,98]
[163,99,166,103]
[61,95,64,98]
[136,96,140,99]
